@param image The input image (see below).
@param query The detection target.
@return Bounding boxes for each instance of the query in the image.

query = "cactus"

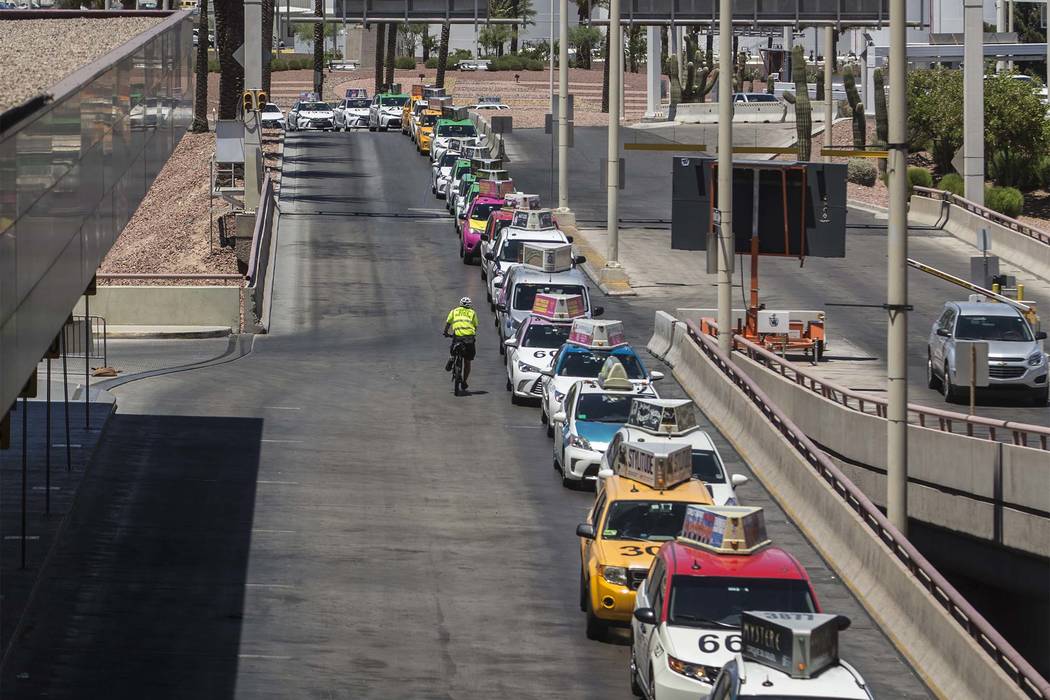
[672,43,717,104]
[782,91,796,105]
[842,66,866,148]
[668,55,683,106]
[815,69,825,101]
[873,68,889,173]
[852,102,867,150]
[791,45,811,161]
[766,74,775,94]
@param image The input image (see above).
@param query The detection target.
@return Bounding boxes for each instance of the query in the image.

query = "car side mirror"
[731,473,749,487]
[495,303,507,312]
[458,213,466,220]
[1036,331,1047,340]
[566,235,574,242]
[481,233,490,242]
[540,368,554,377]
[504,338,518,348]
[597,467,615,479]
[936,328,951,338]
[576,523,596,539]
[650,371,665,381]
[553,411,567,423]
[494,280,504,289]
[484,251,495,260]
[592,306,605,318]
[573,255,587,265]
[633,607,657,625]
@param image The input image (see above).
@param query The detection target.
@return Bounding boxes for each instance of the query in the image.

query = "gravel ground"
[0,17,163,113]
[100,131,239,285]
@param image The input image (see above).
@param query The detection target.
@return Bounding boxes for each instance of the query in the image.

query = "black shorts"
[452,337,476,361]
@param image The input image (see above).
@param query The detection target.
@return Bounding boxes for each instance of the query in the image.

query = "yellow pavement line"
[820,148,889,158]
[732,146,798,154]
[625,143,709,152]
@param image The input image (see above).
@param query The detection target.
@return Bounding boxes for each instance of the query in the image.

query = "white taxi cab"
[504,292,586,404]
[600,398,748,506]
[553,361,658,487]
[709,612,873,700]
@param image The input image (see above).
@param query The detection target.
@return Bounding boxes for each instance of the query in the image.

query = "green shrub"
[424,56,455,70]
[937,173,964,196]
[208,57,220,72]
[524,57,545,70]
[846,158,877,187]
[395,56,417,69]
[907,166,933,190]
[489,54,526,71]
[984,186,1024,217]
[1038,157,1050,189]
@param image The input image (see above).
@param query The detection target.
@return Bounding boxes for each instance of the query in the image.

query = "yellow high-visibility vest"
[446,306,478,337]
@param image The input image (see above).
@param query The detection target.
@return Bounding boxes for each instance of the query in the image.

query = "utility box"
[970,255,1000,289]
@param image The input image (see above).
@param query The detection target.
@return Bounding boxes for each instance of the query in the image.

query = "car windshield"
[438,123,478,137]
[575,394,636,423]
[602,501,691,541]
[439,153,460,167]
[514,283,586,311]
[347,98,370,108]
[955,314,1033,341]
[262,104,281,113]
[556,351,646,379]
[382,96,409,107]
[668,576,816,627]
[522,324,570,348]
[471,202,500,221]
[454,163,471,178]
[301,102,330,111]
[500,238,563,262]
[691,450,726,484]
[744,93,778,102]
[421,114,439,126]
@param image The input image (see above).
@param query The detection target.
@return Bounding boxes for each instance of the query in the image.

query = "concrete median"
[653,318,1029,699]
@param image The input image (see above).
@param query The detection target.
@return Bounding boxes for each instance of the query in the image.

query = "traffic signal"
[242,90,256,114]
[255,90,267,109]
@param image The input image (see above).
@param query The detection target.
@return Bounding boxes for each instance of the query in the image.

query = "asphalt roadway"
[507,126,1050,426]
[0,129,930,698]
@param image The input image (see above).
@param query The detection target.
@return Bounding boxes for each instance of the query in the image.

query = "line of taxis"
[393,87,877,700]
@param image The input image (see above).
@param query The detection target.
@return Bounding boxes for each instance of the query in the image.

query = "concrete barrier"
[656,320,1029,700]
[673,100,839,125]
[647,310,680,360]
[910,193,1050,281]
[75,286,240,330]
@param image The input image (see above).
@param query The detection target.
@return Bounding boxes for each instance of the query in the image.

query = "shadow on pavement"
[0,413,263,700]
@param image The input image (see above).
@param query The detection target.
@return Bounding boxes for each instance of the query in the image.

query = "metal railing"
[63,316,107,365]
[719,327,1050,451]
[913,186,1050,247]
[683,320,1050,700]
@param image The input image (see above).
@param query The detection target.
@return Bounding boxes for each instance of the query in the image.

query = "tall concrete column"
[964,0,985,205]
[557,0,569,209]
[244,0,263,209]
[823,27,833,162]
[716,0,733,355]
[646,25,659,117]
[605,3,622,266]
[996,0,1007,72]
[886,0,909,534]
[782,26,792,82]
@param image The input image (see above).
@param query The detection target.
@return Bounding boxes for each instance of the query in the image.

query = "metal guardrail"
[913,186,1050,247]
[722,327,1050,451]
[684,320,1050,700]
[247,174,277,284]
[63,316,107,365]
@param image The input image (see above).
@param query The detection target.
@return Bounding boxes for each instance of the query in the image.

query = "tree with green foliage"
[626,25,645,73]
[984,71,1050,186]
[213,0,244,119]
[568,24,600,69]
[906,67,963,173]
[479,24,513,57]
[436,21,451,87]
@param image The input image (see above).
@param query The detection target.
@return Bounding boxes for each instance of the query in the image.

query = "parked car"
[287,100,335,131]
[259,102,285,130]
[927,300,1048,405]
[334,97,371,130]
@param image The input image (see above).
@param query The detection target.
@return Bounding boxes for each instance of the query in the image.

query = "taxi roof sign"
[463,144,489,159]
[511,208,556,230]
[478,95,503,104]
[522,242,573,273]
[597,357,633,391]
[531,293,586,321]
[478,179,515,197]
[615,442,693,490]
[344,88,368,98]
[568,319,627,349]
[411,84,425,97]
[741,612,847,680]
[506,192,541,210]
[679,505,771,555]
[628,398,700,436]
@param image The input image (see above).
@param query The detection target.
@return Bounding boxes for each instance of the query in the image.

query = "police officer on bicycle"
[444,296,479,389]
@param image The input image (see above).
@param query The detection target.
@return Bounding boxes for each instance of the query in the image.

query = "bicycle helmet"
[459,296,473,308]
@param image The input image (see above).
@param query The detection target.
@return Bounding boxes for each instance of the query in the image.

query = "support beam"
[646,25,659,117]
[557,0,568,209]
[716,0,733,355]
[887,0,909,535]
[244,0,263,210]
[824,27,833,163]
[964,0,985,206]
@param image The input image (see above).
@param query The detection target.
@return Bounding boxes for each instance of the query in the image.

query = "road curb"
[106,326,233,340]
[562,223,638,297]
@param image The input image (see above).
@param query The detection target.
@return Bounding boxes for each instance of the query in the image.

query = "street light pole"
[823,27,833,163]
[963,0,984,205]
[244,0,263,210]
[605,0,622,265]
[557,0,568,209]
[716,0,732,355]
[886,0,909,534]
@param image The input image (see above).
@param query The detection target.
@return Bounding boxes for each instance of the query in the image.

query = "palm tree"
[374,24,386,93]
[385,23,397,87]
[573,0,592,69]
[436,21,450,88]
[601,26,609,112]
[313,0,324,94]
[190,0,210,132]
[214,0,244,120]
[262,0,275,97]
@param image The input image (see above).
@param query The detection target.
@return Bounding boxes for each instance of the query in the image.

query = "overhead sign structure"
[592,0,889,24]
[336,0,488,20]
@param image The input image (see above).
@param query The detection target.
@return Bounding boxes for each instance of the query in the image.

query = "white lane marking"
[252,529,297,534]
[505,425,543,429]
[261,439,303,444]
[257,480,300,485]
[32,486,61,491]
[52,444,82,448]
[4,536,40,540]
[265,406,301,410]
[239,654,294,660]
[245,583,296,589]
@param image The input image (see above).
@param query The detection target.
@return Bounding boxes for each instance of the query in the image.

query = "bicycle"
[444,333,467,396]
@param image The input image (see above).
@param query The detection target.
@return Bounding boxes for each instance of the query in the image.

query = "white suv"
[927,300,1048,405]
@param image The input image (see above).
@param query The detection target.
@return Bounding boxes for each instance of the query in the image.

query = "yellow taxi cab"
[402,87,425,135]
[416,108,442,154]
[576,441,715,641]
